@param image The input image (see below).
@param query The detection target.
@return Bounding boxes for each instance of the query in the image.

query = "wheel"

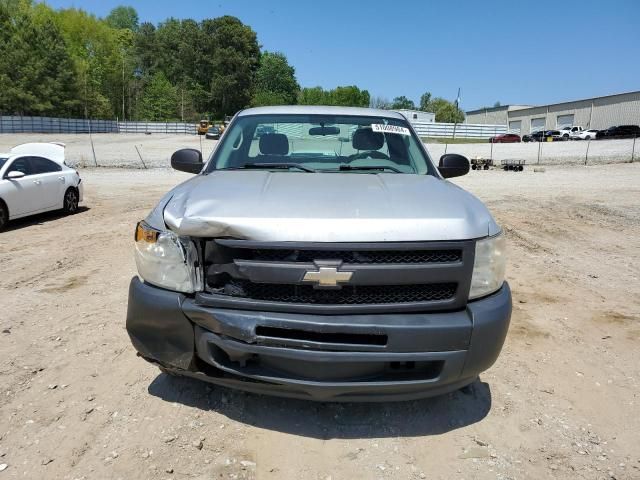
[0,201,8,232]
[585,135,591,140]
[483,164,489,170]
[518,165,524,172]
[471,164,477,170]
[62,188,79,214]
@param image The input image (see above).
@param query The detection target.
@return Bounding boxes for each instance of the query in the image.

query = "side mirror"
[7,171,25,179]
[171,148,203,174]
[438,153,469,178]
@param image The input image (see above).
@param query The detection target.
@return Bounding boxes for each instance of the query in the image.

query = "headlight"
[469,232,506,300]
[134,221,202,293]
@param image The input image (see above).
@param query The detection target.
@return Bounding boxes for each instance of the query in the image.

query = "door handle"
[33,180,41,185]
[58,176,65,182]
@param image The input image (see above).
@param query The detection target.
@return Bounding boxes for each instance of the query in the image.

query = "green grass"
[421,137,488,144]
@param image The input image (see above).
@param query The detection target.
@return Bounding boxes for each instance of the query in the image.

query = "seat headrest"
[352,128,385,151]
[259,133,289,155]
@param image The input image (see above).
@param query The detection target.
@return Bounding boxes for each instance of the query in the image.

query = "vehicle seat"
[250,133,290,165]
[385,133,410,165]
[259,133,289,156]
[352,128,384,151]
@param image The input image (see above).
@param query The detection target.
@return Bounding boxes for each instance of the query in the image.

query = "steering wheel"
[349,150,390,161]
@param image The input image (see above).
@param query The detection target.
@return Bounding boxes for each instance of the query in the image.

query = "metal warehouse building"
[466,90,640,135]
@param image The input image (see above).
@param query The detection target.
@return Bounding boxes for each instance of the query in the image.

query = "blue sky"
[43,0,640,110]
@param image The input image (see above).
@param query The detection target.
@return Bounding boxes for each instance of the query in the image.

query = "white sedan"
[570,129,600,140]
[0,143,83,231]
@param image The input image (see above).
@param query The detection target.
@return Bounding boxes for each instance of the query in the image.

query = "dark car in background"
[523,130,564,142]
[547,130,565,141]
[523,130,547,142]
[205,126,222,140]
[596,125,640,140]
[489,133,521,143]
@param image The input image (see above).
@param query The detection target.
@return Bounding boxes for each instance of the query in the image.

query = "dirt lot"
[1,164,639,480]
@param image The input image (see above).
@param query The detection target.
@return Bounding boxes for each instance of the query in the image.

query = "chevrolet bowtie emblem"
[302,266,353,288]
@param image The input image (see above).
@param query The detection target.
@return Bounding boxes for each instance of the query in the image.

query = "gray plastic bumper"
[126,277,511,401]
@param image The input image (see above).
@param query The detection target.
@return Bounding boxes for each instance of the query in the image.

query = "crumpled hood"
[158,171,499,242]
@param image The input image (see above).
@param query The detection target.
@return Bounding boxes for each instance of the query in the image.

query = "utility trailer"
[501,159,525,172]
[470,157,493,170]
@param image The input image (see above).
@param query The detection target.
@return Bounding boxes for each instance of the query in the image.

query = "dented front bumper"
[126,277,511,402]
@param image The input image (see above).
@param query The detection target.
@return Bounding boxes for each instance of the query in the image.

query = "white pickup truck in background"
[570,129,600,140]
[559,126,584,139]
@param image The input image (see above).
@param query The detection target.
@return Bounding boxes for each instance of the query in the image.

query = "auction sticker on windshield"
[371,124,411,136]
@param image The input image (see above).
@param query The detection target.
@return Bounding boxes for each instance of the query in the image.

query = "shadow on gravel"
[2,206,90,232]
[148,374,491,439]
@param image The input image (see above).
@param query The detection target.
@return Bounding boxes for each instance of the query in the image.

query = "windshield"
[0,157,7,169]
[206,114,436,175]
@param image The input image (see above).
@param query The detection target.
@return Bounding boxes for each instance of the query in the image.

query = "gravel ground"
[0,163,639,479]
[1,133,638,168]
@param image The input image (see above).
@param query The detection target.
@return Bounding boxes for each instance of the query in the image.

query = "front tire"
[0,201,8,231]
[63,188,79,214]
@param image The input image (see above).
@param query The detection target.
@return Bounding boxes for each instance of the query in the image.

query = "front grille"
[227,281,457,305]
[203,240,473,312]
[233,249,461,264]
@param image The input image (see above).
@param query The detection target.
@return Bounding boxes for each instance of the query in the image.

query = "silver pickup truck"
[126,106,511,402]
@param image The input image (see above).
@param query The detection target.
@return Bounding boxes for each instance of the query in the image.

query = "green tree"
[139,72,176,120]
[391,96,415,110]
[493,101,501,107]
[298,86,328,105]
[298,85,369,107]
[428,97,465,123]
[106,5,139,31]
[202,16,260,117]
[56,7,124,118]
[134,22,158,75]
[329,86,369,107]
[419,92,432,111]
[0,1,80,116]
[252,51,299,106]
[252,90,288,106]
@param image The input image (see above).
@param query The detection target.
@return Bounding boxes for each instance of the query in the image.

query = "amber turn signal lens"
[135,222,159,243]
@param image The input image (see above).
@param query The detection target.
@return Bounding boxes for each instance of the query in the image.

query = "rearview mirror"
[309,126,340,136]
[171,148,203,174]
[438,154,469,178]
[7,170,25,179]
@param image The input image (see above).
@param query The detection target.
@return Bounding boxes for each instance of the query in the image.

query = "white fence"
[0,116,196,134]
[1,115,507,139]
[411,121,506,138]
[118,121,195,134]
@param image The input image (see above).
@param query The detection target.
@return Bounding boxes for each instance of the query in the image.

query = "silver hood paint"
[157,171,500,242]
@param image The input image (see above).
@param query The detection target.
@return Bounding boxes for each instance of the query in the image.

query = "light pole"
[122,49,126,121]
[452,87,461,140]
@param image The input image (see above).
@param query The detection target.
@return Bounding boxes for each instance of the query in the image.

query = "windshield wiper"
[239,162,316,173]
[337,165,402,173]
